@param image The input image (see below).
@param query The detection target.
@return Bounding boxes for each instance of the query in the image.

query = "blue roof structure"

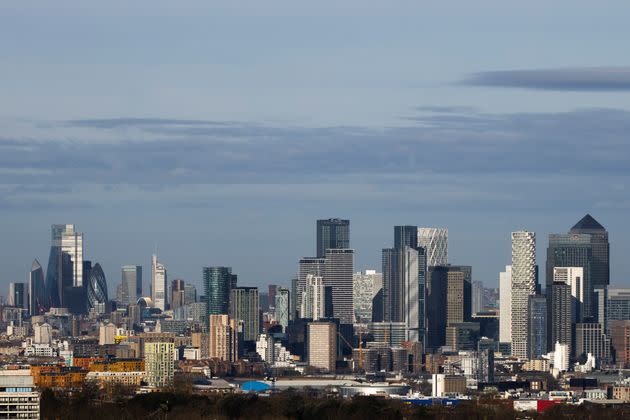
[241,381,271,393]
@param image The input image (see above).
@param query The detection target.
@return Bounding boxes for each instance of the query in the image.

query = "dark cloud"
[461,67,630,91]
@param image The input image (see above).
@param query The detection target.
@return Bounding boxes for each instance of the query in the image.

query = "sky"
[1,1,630,297]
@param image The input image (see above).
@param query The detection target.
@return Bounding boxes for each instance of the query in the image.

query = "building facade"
[352,270,383,324]
[511,231,537,359]
[499,265,512,344]
[229,287,260,342]
[324,249,354,324]
[418,228,448,267]
[151,255,167,311]
[308,322,337,372]
[316,218,350,258]
[144,341,175,388]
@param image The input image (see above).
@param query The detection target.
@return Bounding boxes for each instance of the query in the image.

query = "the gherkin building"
[87,263,108,311]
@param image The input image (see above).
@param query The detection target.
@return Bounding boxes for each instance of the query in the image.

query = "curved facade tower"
[87,263,108,311]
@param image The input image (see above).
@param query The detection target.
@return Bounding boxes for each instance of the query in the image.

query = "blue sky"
[1,1,630,296]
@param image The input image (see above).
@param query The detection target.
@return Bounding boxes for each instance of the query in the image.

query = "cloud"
[461,67,630,91]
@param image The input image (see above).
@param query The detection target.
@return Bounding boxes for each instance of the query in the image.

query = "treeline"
[40,388,629,420]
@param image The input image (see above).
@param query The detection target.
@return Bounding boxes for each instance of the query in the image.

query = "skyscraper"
[229,287,260,342]
[472,281,484,315]
[418,228,448,267]
[547,232,594,351]
[301,274,325,320]
[308,321,337,372]
[151,255,167,311]
[511,231,537,359]
[8,283,26,309]
[499,266,512,344]
[316,218,350,258]
[569,214,609,288]
[553,267,584,322]
[297,257,325,317]
[352,270,383,323]
[170,279,186,310]
[426,266,448,349]
[324,248,354,324]
[203,267,234,317]
[121,265,142,307]
[29,259,45,316]
[45,224,83,308]
[550,281,572,356]
[86,263,108,313]
[395,226,419,249]
[275,288,290,331]
[446,271,466,326]
[528,295,547,359]
[209,314,239,362]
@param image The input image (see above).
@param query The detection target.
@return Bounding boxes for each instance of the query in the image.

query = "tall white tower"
[510,231,536,359]
[499,265,512,344]
[151,254,167,311]
[418,228,448,267]
[59,225,84,287]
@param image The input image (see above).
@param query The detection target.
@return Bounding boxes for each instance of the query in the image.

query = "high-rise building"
[418,227,448,267]
[229,287,259,342]
[268,285,279,309]
[301,274,325,320]
[290,277,299,320]
[499,266,512,344]
[86,263,108,314]
[593,287,607,332]
[144,340,175,388]
[169,279,185,310]
[352,270,383,323]
[275,288,290,331]
[324,249,354,324]
[553,267,585,321]
[308,321,337,372]
[608,288,630,321]
[8,282,26,309]
[528,295,547,359]
[151,255,167,311]
[45,224,83,308]
[297,257,325,317]
[569,214,609,289]
[426,266,448,349]
[575,322,610,363]
[120,265,142,307]
[547,233,593,325]
[316,218,350,258]
[395,226,419,249]
[447,271,466,326]
[184,283,197,304]
[202,267,234,318]
[445,322,480,351]
[511,231,537,359]
[609,320,630,369]
[472,281,484,315]
[208,314,238,362]
[29,259,45,316]
[550,282,573,357]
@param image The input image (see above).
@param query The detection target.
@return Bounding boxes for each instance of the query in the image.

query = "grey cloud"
[461,67,630,91]
[64,118,237,129]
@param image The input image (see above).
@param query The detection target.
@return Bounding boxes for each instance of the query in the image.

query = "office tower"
[569,214,609,288]
[169,279,185,310]
[8,283,26,309]
[208,314,238,362]
[511,231,537,359]
[275,288,290,331]
[45,224,81,308]
[301,275,325,320]
[29,259,45,316]
[121,265,142,306]
[547,233,593,324]
[607,288,630,321]
[448,265,472,320]
[86,263,108,313]
[144,340,175,387]
[229,287,260,342]
[324,249,354,324]
[609,320,630,368]
[575,322,610,362]
[447,271,466,325]
[151,254,167,311]
[553,267,585,321]
[550,282,573,356]
[528,295,547,359]
[203,266,234,318]
[352,270,383,323]
[297,257,325,317]
[184,284,196,304]
[395,226,419,249]
[472,281,484,315]
[316,218,350,258]
[593,287,607,332]
[445,322,480,351]
[418,227,448,267]
[426,266,448,349]
[290,277,298,320]
[268,285,279,309]
[499,266,512,344]
[308,321,337,372]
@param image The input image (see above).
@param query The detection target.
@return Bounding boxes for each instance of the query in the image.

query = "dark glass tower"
[316,218,350,258]
[528,295,547,359]
[86,263,108,312]
[394,226,418,249]
[29,259,45,316]
[569,214,609,288]
[203,266,234,317]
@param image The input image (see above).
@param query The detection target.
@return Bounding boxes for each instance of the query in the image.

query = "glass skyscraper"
[87,263,108,312]
[316,218,349,258]
[569,214,609,288]
[29,259,45,316]
[45,224,83,309]
[121,265,142,306]
[203,266,235,318]
[528,295,547,359]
